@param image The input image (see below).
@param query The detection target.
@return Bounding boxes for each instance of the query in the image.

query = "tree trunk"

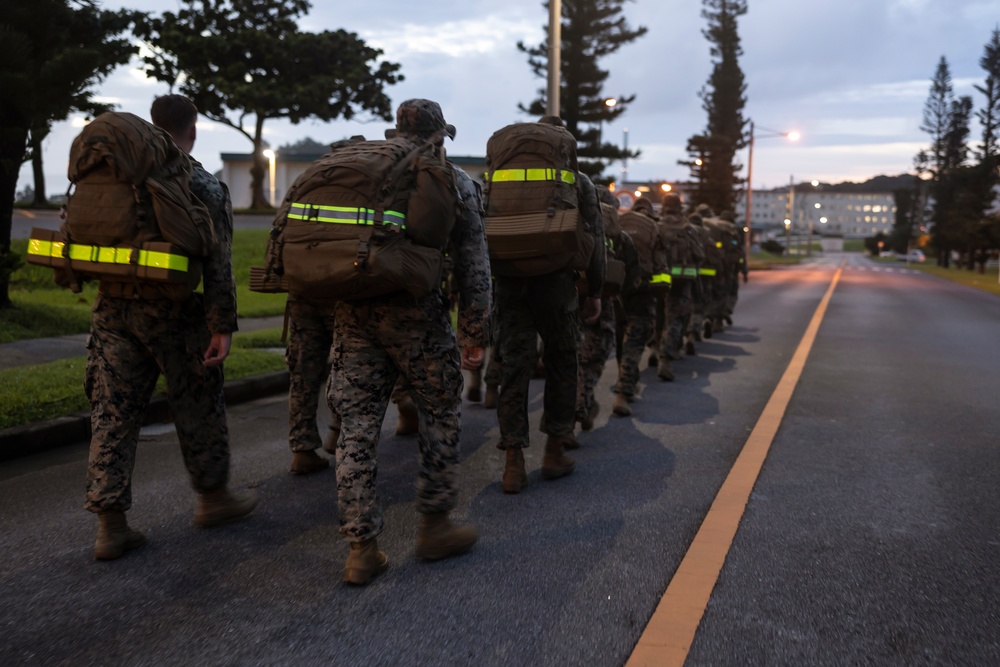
[30,128,48,206]
[250,116,269,210]
[0,126,30,309]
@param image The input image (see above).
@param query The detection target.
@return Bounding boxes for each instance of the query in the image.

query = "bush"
[760,239,785,255]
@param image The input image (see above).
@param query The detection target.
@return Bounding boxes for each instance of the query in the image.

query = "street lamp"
[745,121,800,260]
[262,149,276,207]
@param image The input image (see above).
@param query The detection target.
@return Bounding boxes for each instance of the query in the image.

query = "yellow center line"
[626,262,845,667]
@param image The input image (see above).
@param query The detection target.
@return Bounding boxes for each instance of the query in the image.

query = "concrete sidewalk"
[0,315,290,461]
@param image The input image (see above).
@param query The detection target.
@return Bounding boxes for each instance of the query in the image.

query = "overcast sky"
[17,0,1000,198]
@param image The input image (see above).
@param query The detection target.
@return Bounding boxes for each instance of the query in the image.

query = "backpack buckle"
[355,228,374,268]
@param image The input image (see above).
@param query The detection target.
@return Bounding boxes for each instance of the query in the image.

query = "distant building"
[734,186,896,240]
[220,150,487,209]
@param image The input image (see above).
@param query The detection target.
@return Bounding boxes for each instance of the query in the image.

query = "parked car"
[904,249,926,263]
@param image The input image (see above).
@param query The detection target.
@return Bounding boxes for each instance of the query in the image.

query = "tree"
[136,0,402,210]
[0,0,140,309]
[518,0,646,180]
[680,0,748,216]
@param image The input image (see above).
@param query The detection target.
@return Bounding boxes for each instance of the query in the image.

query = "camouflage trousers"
[576,295,616,422]
[657,282,693,360]
[495,271,580,449]
[286,300,336,452]
[84,293,229,513]
[614,291,656,397]
[327,291,463,542]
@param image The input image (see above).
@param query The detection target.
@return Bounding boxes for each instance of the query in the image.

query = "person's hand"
[743,272,749,284]
[204,332,232,367]
[461,346,485,370]
[582,296,602,325]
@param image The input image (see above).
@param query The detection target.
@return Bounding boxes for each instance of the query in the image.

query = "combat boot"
[466,367,482,403]
[290,449,330,475]
[415,512,478,560]
[93,510,146,561]
[194,488,258,528]
[343,538,388,585]
[685,338,697,357]
[657,358,675,382]
[322,424,340,455]
[647,351,658,369]
[612,393,632,417]
[395,397,419,436]
[579,402,599,432]
[502,448,527,494]
[541,435,575,480]
[483,384,499,410]
[703,321,713,339]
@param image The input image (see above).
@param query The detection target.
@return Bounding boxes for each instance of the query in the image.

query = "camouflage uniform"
[286,299,336,452]
[85,160,237,512]
[327,149,491,541]
[614,202,660,399]
[496,173,605,449]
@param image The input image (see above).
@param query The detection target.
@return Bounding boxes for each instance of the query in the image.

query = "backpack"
[618,210,665,279]
[263,134,457,302]
[482,122,594,277]
[27,111,215,296]
[659,216,704,280]
[578,202,624,297]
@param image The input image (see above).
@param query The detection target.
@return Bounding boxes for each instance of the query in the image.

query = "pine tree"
[681,0,748,216]
[518,0,647,180]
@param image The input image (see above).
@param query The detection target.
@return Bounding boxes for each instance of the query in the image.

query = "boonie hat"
[395,99,456,140]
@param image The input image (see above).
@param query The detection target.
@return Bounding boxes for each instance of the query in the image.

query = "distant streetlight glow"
[745,122,801,260]
[605,98,617,107]
[661,183,672,192]
[262,149,276,207]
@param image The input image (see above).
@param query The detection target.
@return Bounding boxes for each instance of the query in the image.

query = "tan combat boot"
[483,384,499,410]
[194,488,258,528]
[541,436,575,480]
[657,357,675,382]
[502,448,528,494]
[93,510,147,561]
[290,449,330,475]
[415,512,478,560]
[395,396,419,436]
[343,538,389,585]
[579,402,599,432]
[466,367,482,403]
[612,393,632,417]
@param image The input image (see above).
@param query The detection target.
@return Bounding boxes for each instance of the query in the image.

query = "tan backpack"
[27,112,216,295]
[483,122,594,277]
[619,210,666,278]
[659,216,705,280]
[263,134,457,302]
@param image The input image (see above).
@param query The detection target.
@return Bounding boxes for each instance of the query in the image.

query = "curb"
[0,371,290,462]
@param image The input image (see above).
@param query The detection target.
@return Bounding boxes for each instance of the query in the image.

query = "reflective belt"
[28,239,190,272]
[699,268,718,277]
[488,168,576,185]
[288,202,406,229]
[650,273,672,285]
[716,241,724,248]
[670,266,699,277]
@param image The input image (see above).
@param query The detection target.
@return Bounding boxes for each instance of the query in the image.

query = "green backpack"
[264,134,457,302]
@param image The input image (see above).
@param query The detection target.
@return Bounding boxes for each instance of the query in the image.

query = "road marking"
[626,263,844,667]
[18,210,37,218]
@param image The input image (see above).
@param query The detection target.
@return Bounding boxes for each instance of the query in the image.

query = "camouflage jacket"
[449,165,493,348]
[190,159,238,334]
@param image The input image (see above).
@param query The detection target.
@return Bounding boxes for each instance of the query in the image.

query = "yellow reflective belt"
[28,240,189,272]
[139,248,189,272]
[288,202,406,228]
[699,268,718,276]
[489,168,576,185]
[650,273,672,285]
[716,241,724,248]
[27,239,65,259]
[670,266,699,277]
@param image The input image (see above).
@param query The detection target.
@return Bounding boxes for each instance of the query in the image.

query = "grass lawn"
[912,263,1000,298]
[0,327,288,430]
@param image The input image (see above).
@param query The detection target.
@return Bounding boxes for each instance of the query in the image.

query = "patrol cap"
[395,99,456,140]
[632,198,654,214]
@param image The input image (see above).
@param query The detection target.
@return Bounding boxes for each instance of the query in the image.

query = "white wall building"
[734,187,897,239]
[220,150,487,209]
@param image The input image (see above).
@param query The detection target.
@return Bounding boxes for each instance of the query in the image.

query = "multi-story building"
[735,186,896,240]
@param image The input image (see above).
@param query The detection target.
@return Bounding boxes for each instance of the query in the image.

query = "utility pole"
[547,0,561,117]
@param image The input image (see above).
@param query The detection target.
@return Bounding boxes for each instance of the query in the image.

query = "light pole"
[262,149,276,207]
[600,97,616,162]
[547,0,561,117]
[744,121,800,260]
[622,127,629,182]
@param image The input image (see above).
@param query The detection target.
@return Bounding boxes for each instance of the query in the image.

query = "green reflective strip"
[27,239,64,258]
[670,266,699,277]
[139,248,189,272]
[288,202,405,227]
[650,273,672,285]
[489,168,576,185]
[699,268,718,276]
